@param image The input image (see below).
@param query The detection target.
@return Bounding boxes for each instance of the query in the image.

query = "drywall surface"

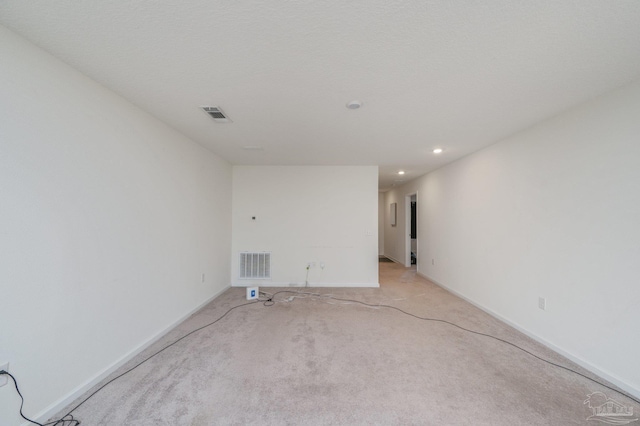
[0,25,232,425]
[232,166,379,287]
[378,192,385,255]
[393,79,640,396]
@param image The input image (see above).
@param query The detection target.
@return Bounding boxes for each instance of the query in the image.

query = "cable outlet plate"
[0,362,8,387]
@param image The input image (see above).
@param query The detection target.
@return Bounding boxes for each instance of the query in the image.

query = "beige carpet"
[51,262,637,425]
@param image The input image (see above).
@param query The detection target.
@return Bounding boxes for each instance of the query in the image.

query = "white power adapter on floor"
[246,287,259,300]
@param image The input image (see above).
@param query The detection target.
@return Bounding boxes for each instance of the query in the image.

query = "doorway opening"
[405,193,417,267]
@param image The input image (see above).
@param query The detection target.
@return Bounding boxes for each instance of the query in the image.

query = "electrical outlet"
[201,273,205,283]
[0,362,9,387]
[538,297,546,311]
[308,261,316,268]
[320,262,325,269]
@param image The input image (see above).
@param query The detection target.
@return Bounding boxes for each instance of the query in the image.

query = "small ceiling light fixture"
[398,171,405,175]
[346,100,362,110]
[433,148,443,154]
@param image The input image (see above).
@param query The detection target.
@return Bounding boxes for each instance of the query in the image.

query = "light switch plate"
[538,297,547,311]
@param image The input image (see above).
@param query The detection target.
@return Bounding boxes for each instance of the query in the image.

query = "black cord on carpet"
[263,290,640,406]
[2,300,260,426]
[3,291,638,425]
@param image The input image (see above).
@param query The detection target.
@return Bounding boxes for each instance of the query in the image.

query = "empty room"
[1,2,639,425]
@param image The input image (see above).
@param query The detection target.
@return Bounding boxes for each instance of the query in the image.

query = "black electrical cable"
[4,290,638,425]
[3,300,260,426]
[263,290,640,406]
[0,370,45,426]
[58,299,260,422]
[43,414,79,426]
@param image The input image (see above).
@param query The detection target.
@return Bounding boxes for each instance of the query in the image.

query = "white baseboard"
[416,271,640,400]
[33,285,231,425]
[383,254,404,265]
[233,281,379,288]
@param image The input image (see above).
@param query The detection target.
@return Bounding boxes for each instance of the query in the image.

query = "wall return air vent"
[201,106,232,123]
[239,252,271,279]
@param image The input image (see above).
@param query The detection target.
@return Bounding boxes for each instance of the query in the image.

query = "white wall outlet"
[246,287,259,300]
[538,297,547,311]
[0,362,9,387]
[308,261,316,268]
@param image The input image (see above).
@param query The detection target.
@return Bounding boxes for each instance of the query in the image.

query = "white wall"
[232,166,379,287]
[387,79,640,397]
[383,192,400,262]
[378,192,385,256]
[0,25,232,425]
[384,181,421,265]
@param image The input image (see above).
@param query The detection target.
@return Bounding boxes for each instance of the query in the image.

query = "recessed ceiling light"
[398,171,405,175]
[346,100,362,110]
[433,148,443,154]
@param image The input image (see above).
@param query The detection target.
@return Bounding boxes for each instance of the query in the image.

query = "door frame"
[405,192,417,267]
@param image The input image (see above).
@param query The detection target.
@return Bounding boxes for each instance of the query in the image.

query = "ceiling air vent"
[201,106,232,123]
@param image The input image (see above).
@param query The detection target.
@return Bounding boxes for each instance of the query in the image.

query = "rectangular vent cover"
[201,106,232,123]
[239,252,271,279]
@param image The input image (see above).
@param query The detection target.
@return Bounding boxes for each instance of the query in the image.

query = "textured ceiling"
[2,1,640,190]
